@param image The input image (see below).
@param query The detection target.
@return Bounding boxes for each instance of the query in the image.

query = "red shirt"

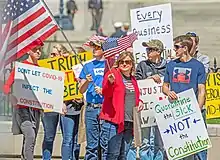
[99,68,141,133]
[4,60,39,109]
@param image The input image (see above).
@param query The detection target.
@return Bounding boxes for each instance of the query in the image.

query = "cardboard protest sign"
[14,62,65,113]
[206,72,220,119]
[154,88,211,160]
[130,3,173,63]
[138,79,165,127]
[72,59,95,78]
[38,51,93,100]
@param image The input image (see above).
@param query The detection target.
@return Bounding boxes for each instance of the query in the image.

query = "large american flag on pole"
[102,33,138,59]
[0,0,58,67]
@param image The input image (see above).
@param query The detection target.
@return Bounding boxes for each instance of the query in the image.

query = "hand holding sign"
[151,74,162,84]
[62,103,67,115]
[168,90,178,101]
[137,101,144,112]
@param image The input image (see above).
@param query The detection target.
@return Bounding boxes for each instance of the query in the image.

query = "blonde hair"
[113,51,135,75]
[54,44,68,55]
[50,44,69,58]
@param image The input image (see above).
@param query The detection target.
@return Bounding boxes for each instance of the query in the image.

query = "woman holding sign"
[42,44,82,160]
[99,51,144,159]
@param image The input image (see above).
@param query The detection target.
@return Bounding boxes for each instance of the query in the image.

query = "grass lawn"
[207,118,220,124]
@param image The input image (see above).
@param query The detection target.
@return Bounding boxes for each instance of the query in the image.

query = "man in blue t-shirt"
[79,38,107,159]
[162,35,207,160]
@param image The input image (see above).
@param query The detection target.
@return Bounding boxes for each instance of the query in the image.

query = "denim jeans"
[104,121,133,160]
[42,112,60,160]
[60,114,80,160]
[127,125,165,160]
[84,104,109,160]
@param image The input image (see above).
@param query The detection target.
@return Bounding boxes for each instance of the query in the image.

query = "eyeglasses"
[186,32,197,37]
[174,45,184,50]
[146,48,158,53]
[119,60,132,65]
[92,45,102,50]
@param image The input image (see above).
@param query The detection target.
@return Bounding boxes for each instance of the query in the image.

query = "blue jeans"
[60,115,80,160]
[84,105,109,160]
[104,121,133,160]
[42,112,60,160]
[127,126,165,160]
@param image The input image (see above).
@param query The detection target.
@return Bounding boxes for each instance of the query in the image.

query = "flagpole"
[41,0,85,68]
[42,0,101,88]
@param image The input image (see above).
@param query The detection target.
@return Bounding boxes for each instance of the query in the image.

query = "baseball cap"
[186,32,197,37]
[123,22,130,27]
[142,39,164,52]
[34,38,44,46]
[89,39,105,47]
[114,22,123,28]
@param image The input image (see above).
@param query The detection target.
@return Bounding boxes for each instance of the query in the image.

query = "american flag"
[0,0,58,67]
[83,34,107,47]
[123,80,135,92]
[102,33,137,59]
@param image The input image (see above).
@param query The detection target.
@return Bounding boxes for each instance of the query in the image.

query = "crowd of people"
[3,25,210,160]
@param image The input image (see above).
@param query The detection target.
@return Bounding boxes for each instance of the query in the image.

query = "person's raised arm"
[79,74,93,94]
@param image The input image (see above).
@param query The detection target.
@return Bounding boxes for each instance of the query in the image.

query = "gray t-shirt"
[123,75,136,122]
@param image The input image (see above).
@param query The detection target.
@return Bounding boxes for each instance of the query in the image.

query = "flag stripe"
[5,25,58,65]
[6,16,52,53]
[5,21,56,60]
[11,2,42,28]
[9,11,50,43]
[103,33,137,58]
[1,0,58,66]
[10,7,46,36]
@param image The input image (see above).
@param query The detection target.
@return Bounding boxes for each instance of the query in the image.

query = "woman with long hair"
[99,51,143,159]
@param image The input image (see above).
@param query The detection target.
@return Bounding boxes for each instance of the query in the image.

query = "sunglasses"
[174,45,184,50]
[186,32,197,37]
[119,60,132,65]
[146,48,158,53]
[92,45,102,50]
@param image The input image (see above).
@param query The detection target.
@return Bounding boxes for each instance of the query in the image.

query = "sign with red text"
[14,62,65,113]
[137,78,165,127]
[154,89,211,160]
[130,3,173,63]
[38,52,93,100]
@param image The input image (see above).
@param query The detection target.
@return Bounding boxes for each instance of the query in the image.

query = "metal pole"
[42,0,85,67]
[42,0,99,87]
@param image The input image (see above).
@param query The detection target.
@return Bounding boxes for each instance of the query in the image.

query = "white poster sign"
[14,62,65,113]
[138,79,165,127]
[154,89,212,160]
[130,3,173,63]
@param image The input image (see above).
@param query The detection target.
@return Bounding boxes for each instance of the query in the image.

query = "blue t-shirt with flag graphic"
[164,58,206,97]
[79,59,105,104]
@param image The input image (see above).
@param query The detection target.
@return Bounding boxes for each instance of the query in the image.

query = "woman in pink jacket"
[99,51,143,160]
